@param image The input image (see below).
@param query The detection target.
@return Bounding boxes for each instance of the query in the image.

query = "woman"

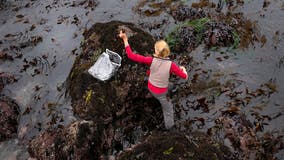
[119,30,188,129]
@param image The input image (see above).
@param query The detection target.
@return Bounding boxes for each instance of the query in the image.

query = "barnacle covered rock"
[204,22,235,47]
[170,5,207,22]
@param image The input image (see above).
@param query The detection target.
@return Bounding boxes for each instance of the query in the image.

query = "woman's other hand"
[180,66,188,79]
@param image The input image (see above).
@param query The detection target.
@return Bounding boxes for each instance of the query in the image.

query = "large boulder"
[67,21,160,121]
[65,21,163,154]
[66,21,162,128]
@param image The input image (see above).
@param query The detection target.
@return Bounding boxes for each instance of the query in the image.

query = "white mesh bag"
[88,49,121,81]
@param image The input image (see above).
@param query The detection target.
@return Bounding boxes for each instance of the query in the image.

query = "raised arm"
[119,30,129,47]
[119,30,152,65]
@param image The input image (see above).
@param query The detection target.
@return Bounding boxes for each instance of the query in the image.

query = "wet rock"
[0,95,20,142]
[166,16,237,53]
[204,22,235,48]
[167,25,199,53]
[170,5,207,22]
[67,21,159,121]
[66,21,163,155]
[28,120,99,160]
[166,3,261,52]
[178,25,199,52]
[117,131,235,160]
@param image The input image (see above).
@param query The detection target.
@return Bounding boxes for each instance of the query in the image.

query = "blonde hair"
[154,40,170,58]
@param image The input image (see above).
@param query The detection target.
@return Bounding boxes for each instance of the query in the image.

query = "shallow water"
[0,0,283,158]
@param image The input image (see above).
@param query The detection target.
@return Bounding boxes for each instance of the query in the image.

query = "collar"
[152,55,170,60]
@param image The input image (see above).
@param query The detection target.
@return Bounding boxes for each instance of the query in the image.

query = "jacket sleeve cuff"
[124,42,129,47]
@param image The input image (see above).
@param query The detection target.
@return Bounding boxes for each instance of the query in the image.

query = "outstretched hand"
[180,66,188,79]
[118,30,127,41]
[118,30,129,46]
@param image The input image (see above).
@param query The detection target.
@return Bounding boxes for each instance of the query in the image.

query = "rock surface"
[117,131,235,160]
[0,72,20,142]
[28,120,98,160]
[66,21,163,130]
[0,95,20,142]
